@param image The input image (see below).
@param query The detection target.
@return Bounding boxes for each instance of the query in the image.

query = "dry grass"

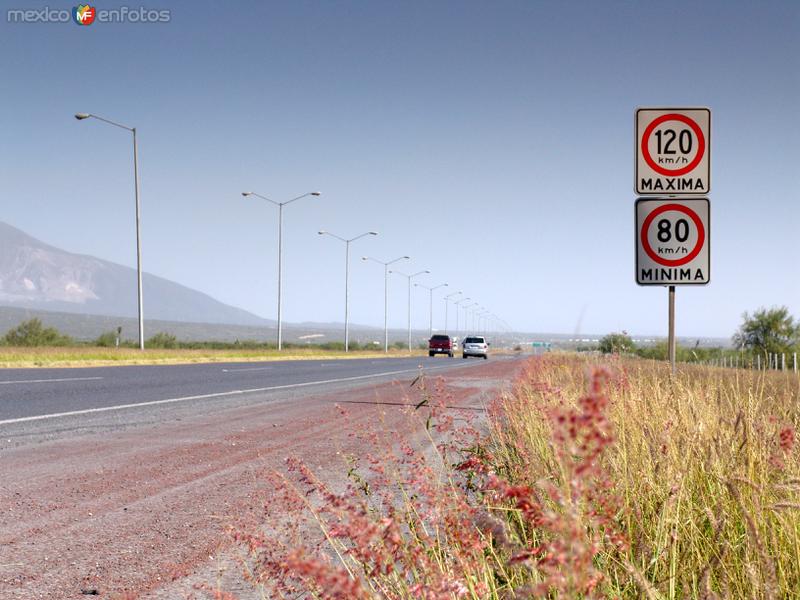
[0,346,417,368]
[226,354,800,599]
[493,355,800,598]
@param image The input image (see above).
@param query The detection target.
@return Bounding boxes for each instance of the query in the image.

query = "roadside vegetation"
[2,318,74,347]
[229,353,800,599]
[0,318,415,366]
[594,306,800,369]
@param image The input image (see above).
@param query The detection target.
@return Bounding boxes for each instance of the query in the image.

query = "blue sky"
[1,0,798,338]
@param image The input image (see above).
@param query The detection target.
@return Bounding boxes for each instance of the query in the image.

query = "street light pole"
[453,297,470,338]
[415,283,448,338]
[474,306,485,333]
[278,203,283,345]
[462,302,477,336]
[241,191,321,350]
[477,310,489,335]
[75,112,145,350]
[362,255,409,352]
[474,306,484,333]
[390,269,430,350]
[319,230,378,352]
[444,291,462,334]
[132,128,143,350]
[486,313,496,337]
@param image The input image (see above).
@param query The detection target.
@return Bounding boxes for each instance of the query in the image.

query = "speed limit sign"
[635,198,710,285]
[636,108,710,195]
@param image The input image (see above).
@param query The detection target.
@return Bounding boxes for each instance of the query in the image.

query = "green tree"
[95,330,125,347]
[598,331,634,354]
[733,306,799,355]
[146,332,178,349]
[4,318,72,346]
[636,341,668,360]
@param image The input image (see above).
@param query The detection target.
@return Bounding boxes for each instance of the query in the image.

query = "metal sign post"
[635,107,711,375]
[668,285,676,374]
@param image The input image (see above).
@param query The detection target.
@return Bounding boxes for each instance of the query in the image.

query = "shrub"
[94,331,119,347]
[598,331,634,354]
[3,318,72,346]
[146,331,178,349]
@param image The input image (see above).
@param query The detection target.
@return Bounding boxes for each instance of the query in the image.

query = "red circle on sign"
[641,113,705,177]
[641,203,705,267]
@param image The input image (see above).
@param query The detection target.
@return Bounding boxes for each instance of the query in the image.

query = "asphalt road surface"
[0,355,499,438]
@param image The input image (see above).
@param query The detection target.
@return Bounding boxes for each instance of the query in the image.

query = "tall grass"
[228,355,800,599]
[493,355,800,598]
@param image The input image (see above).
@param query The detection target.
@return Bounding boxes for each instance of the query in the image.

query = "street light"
[462,302,478,336]
[443,290,462,335]
[453,297,470,337]
[477,310,490,335]
[474,306,486,334]
[75,112,144,350]
[319,230,378,352]
[414,282,448,339]
[241,191,321,350]
[389,269,430,351]
[362,255,410,352]
[485,312,496,337]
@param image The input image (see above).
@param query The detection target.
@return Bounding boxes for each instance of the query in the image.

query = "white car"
[462,336,489,359]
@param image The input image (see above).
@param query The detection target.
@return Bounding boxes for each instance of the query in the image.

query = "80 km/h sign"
[636,108,710,195]
[635,198,710,285]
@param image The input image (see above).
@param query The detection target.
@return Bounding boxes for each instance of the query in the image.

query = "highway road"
[0,355,499,437]
[1,354,525,598]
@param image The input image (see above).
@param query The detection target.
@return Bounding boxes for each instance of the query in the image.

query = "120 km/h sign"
[636,108,710,195]
[635,198,710,285]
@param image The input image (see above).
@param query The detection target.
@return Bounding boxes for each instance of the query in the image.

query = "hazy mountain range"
[0,222,731,347]
[0,221,270,326]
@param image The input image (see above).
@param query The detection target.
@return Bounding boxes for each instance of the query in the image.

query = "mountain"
[0,221,270,326]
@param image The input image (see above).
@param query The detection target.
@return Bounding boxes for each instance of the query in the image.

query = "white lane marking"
[221,367,274,373]
[0,363,472,426]
[0,376,104,385]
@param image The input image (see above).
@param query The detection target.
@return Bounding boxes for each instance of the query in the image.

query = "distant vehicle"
[451,336,459,351]
[428,334,454,357]
[462,336,489,359]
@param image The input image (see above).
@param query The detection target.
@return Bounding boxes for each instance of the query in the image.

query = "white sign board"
[635,108,710,195]
[635,198,710,285]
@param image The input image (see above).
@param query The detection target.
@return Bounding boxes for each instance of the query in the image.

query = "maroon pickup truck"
[428,334,454,357]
